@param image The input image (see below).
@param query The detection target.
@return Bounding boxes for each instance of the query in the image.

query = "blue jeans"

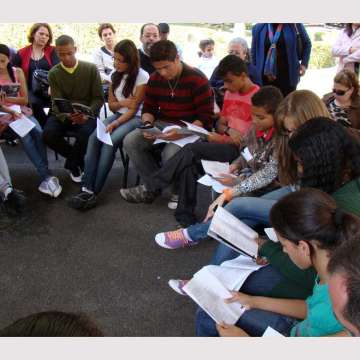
[186,186,293,265]
[195,264,298,336]
[82,114,141,194]
[20,116,50,182]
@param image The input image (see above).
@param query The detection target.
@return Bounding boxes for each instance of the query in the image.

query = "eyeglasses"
[332,88,349,96]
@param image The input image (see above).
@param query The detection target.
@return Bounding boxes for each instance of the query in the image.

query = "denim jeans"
[195,264,298,336]
[82,114,141,194]
[186,186,293,265]
[20,116,50,182]
[0,147,12,195]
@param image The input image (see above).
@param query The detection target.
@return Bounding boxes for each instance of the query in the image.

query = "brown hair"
[27,23,53,46]
[97,23,116,39]
[274,90,330,185]
[334,69,360,102]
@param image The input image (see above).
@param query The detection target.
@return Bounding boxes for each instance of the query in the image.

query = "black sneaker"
[119,184,159,204]
[5,189,27,214]
[67,191,97,210]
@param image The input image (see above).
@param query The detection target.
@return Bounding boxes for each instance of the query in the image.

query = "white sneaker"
[68,168,83,183]
[38,177,62,198]
[47,176,62,198]
[167,194,179,210]
[168,279,189,296]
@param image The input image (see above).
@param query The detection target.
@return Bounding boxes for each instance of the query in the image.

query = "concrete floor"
[0,143,216,336]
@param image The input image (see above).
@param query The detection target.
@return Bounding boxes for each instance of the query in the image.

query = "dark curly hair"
[289,117,360,193]
[111,39,139,98]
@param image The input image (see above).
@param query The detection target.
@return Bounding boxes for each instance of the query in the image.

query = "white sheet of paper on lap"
[181,120,209,135]
[153,125,200,147]
[8,115,36,137]
[262,326,285,337]
[96,118,113,146]
[182,267,245,325]
[201,160,230,178]
[197,174,230,193]
[241,147,254,162]
[264,227,279,242]
[208,206,259,259]
[204,255,265,291]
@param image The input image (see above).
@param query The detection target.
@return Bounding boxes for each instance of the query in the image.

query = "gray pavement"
[0,144,216,336]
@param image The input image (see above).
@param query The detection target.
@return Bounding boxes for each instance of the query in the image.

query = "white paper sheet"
[264,228,279,242]
[197,174,231,193]
[181,120,210,135]
[183,267,245,325]
[241,147,254,162]
[201,160,230,178]
[208,206,259,258]
[8,115,36,137]
[153,125,200,147]
[262,326,285,337]
[96,118,113,146]
[205,255,265,291]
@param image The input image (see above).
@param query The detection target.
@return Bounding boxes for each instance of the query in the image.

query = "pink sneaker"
[168,279,189,296]
[154,229,198,249]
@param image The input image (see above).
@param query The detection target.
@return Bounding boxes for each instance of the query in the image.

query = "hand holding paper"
[96,118,113,146]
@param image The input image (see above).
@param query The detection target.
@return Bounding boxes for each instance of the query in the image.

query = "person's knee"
[123,129,145,152]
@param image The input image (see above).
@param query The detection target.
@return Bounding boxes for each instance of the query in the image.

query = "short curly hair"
[97,23,116,39]
[27,23,53,46]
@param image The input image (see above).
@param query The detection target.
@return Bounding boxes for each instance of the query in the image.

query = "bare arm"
[5,68,28,106]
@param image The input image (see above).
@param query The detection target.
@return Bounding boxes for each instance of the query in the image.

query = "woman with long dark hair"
[197,188,357,336]
[13,23,59,128]
[67,39,149,210]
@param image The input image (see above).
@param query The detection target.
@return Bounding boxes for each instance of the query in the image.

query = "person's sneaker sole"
[154,233,174,249]
[52,185,62,198]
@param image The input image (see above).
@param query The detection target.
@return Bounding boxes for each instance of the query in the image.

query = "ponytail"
[270,188,360,252]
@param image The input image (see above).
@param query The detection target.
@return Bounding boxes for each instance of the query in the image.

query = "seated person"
[323,68,360,129]
[0,44,62,198]
[121,40,213,216]
[13,23,59,128]
[138,23,160,75]
[328,239,360,337]
[67,39,149,210]
[0,145,27,214]
[43,35,104,183]
[198,189,350,337]
[196,38,219,79]
[120,56,262,227]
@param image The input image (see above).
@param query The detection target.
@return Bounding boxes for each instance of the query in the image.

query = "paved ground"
[0,143,217,336]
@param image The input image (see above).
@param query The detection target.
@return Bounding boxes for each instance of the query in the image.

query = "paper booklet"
[208,206,259,259]
[153,125,200,147]
[54,98,94,118]
[180,120,209,139]
[9,115,36,137]
[0,84,20,97]
[182,267,246,325]
[264,227,279,242]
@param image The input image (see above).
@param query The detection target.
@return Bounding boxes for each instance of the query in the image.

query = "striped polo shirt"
[142,62,214,130]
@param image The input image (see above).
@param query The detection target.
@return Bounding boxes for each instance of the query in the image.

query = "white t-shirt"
[93,47,114,83]
[114,68,149,116]
[196,56,219,79]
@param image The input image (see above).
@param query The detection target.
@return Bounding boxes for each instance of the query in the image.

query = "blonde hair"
[275,90,330,185]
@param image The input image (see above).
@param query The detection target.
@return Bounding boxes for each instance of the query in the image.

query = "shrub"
[309,43,336,69]
[314,32,324,41]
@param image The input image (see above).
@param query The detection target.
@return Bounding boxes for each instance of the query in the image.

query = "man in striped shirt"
[122,40,214,202]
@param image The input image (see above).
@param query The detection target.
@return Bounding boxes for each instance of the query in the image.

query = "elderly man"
[139,23,160,75]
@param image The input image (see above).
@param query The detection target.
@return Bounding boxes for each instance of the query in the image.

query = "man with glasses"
[328,239,360,336]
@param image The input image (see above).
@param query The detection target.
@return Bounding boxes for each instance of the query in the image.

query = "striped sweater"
[142,62,214,130]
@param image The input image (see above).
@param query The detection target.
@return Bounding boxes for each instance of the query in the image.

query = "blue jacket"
[251,23,312,88]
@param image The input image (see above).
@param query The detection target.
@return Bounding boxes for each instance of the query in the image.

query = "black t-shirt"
[138,49,155,75]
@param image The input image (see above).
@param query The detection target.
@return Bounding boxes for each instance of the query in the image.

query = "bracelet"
[223,188,233,202]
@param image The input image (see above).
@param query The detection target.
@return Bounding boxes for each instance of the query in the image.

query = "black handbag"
[32,69,50,99]
[294,24,304,60]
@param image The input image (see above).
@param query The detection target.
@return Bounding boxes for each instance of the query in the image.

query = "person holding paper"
[67,40,148,210]
[120,40,213,212]
[120,55,261,226]
[198,188,351,337]
[42,35,104,184]
[154,85,283,245]
[0,44,62,198]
